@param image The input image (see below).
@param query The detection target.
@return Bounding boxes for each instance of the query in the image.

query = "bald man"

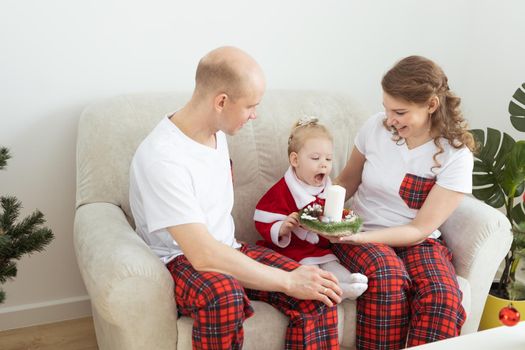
[129,47,341,350]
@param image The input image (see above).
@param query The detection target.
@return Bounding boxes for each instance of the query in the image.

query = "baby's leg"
[320,260,368,300]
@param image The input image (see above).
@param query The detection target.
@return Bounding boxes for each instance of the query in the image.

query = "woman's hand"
[335,232,367,244]
[322,232,368,245]
[279,212,300,237]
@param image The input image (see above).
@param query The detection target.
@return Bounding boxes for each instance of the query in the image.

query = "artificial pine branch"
[9,227,54,260]
[0,146,54,304]
[1,196,21,232]
[0,147,10,170]
[8,210,46,239]
[0,234,13,263]
[0,259,17,303]
[0,261,17,284]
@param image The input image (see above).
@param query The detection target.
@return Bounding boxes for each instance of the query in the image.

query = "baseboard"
[0,295,92,331]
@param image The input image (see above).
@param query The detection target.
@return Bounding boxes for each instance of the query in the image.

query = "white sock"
[319,262,369,300]
[348,273,368,284]
[341,282,368,300]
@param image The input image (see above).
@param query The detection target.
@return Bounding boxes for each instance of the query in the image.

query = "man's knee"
[196,272,247,311]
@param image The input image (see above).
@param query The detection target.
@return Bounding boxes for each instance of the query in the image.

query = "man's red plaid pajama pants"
[332,238,465,349]
[166,243,339,350]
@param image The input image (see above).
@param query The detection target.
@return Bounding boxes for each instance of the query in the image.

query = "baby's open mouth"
[315,173,325,182]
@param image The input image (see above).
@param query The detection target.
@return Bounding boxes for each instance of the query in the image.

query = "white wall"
[0,0,524,330]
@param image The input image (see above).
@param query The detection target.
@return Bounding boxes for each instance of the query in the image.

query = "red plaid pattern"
[332,239,465,349]
[167,243,339,350]
[398,173,436,209]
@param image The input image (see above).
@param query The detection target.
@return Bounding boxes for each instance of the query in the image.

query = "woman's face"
[290,137,333,187]
[383,92,437,145]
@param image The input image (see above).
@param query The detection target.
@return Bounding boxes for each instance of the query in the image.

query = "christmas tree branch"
[0,147,10,170]
[0,261,17,284]
[9,210,46,239]
[9,227,54,260]
[1,196,21,233]
[0,146,55,303]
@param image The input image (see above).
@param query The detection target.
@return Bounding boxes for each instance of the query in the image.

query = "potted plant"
[0,147,54,303]
[472,83,525,329]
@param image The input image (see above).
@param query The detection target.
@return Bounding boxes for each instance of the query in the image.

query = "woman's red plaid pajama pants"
[166,243,339,350]
[332,238,465,349]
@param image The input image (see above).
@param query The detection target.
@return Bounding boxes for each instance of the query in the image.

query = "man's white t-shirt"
[352,112,474,238]
[129,116,240,264]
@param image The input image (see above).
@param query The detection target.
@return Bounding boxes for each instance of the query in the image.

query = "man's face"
[220,74,266,135]
[222,95,261,135]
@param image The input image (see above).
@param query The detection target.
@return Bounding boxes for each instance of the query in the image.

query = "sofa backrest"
[76,90,369,243]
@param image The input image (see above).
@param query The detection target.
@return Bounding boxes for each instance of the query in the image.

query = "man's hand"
[284,265,342,307]
[279,212,300,237]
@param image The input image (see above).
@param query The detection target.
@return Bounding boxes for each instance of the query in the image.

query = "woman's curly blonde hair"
[381,56,476,171]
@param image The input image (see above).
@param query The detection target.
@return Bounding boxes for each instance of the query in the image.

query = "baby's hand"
[279,212,300,237]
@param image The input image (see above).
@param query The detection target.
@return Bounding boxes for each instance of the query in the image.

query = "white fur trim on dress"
[292,226,308,240]
[305,231,319,244]
[254,209,288,223]
[291,227,318,244]
[271,221,291,248]
[284,167,331,209]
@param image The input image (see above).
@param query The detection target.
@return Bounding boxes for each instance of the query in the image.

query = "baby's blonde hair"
[287,116,333,156]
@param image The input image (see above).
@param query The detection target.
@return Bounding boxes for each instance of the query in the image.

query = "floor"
[0,317,98,350]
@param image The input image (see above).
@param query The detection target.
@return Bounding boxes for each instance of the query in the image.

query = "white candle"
[323,185,346,222]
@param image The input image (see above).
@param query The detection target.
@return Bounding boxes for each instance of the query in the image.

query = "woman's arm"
[334,147,365,201]
[334,184,465,247]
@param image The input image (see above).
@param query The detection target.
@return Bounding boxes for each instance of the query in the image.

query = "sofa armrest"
[74,202,178,350]
[440,195,512,334]
[440,196,512,280]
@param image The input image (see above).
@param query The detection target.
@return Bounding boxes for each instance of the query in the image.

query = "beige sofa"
[74,90,512,350]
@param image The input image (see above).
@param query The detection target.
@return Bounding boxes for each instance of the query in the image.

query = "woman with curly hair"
[329,56,475,349]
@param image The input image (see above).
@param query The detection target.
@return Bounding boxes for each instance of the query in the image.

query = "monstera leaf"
[512,201,525,227]
[500,141,525,197]
[509,83,525,132]
[472,128,516,207]
[474,83,525,300]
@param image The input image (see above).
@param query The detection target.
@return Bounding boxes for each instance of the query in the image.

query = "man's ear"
[289,152,298,167]
[214,93,228,112]
[428,95,440,114]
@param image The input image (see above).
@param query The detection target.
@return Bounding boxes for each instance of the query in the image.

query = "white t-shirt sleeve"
[355,113,383,155]
[436,146,474,193]
[141,160,206,234]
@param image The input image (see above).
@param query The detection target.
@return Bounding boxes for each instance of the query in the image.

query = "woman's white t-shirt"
[352,112,474,238]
